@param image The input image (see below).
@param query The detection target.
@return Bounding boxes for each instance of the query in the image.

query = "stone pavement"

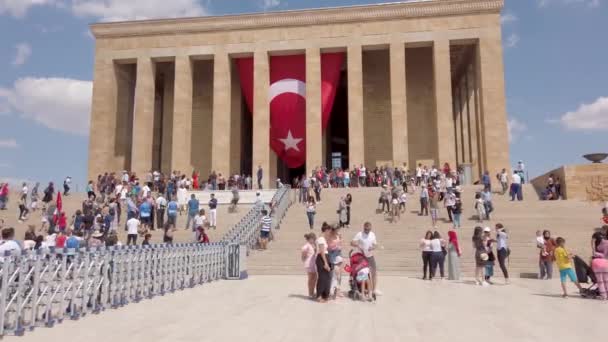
[16,275,607,342]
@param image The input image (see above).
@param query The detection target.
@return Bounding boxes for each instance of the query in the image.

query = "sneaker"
[373,289,383,296]
[482,281,490,287]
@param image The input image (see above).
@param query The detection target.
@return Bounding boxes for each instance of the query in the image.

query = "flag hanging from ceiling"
[237,52,344,169]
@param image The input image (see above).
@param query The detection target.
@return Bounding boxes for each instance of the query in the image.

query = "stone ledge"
[90,0,503,39]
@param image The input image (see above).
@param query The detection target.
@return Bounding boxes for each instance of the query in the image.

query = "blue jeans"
[306,212,315,228]
[540,259,553,279]
[186,213,196,230]
[453,213,461,228]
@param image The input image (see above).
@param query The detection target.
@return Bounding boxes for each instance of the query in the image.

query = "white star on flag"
[279,130,303,152]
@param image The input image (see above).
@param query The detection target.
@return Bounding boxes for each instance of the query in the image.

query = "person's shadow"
[287,294,315,301]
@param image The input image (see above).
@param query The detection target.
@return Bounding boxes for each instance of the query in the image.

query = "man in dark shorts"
[258,210,272,250]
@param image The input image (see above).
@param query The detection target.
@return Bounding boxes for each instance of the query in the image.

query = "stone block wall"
[531,164,608,201]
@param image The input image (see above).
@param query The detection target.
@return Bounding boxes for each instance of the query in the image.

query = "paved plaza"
[17,275,607,342]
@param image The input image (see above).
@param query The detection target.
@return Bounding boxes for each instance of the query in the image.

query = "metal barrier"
[0,186,293,337]
[221,186,292,251]
[0,243,227,337]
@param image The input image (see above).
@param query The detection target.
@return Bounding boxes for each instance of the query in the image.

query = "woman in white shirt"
[419,231,433,280]
[315,223,332,302]
[429,231,447,280]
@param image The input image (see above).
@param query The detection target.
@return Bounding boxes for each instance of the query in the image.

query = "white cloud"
[12,43,32,66]
[508,117,527,143]
[538,0,601,7]
[0,77,92,135]
[71,0,207,22]
[505,33,520,48]
[558,96,608,131]
[500,13,518,24]
[0,0,54,17]
[0,139,18,148]
[262,0,281,10]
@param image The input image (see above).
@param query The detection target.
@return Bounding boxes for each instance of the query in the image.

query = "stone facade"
[531,164,608,201]
[88,0,510,188]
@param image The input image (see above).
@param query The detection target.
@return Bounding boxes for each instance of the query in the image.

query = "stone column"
[161,67,175,174]
[88,58,117,180]
[306,47,322,173]
[229,61,243,175]
[477,32,510,175]
[390,42,408,168]
[461,76,471,164]
[432,39,456,168]
[131,57,156,175]
[172,55,193,174]
[453,85,462,164]
[212,51,232,178]
[347,44,365,168]
[253,50,271,189]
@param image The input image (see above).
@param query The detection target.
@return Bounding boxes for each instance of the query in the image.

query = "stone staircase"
[248,185,601,277]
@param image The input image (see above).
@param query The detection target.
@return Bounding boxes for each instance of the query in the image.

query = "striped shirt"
[261,216,272,232]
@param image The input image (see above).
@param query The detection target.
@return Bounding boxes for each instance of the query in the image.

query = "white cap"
[334,256,344,264]
[483,227,491,232]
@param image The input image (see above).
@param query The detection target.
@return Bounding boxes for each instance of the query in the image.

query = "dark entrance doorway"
[325,70,349,170]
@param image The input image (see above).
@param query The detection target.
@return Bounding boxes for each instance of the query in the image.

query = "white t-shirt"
[500,173,508,183]
[360,167,366,177]
[142,185,151,198]
[156,196,167,208]
[420,239,432,252]
[352,231,377,257]
[194,215,206,227]
[512,173,521,185]
[0,240,22,261]
[22,186,28,195]
[115,184,123,196]
[127,218,140,235]
[316,236,328,254]
[430,238,443,252]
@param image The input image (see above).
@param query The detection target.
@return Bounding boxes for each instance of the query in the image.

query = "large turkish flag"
[237,53,344,169]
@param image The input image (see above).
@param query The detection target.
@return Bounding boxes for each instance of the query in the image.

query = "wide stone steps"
[248,185,600,277]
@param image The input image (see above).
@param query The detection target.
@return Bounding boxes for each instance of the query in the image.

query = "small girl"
[452,199,462,229]
[399,192,407,213]
[301,233,317,298]
[331,255,344,299]
[475,193,486,223]
[142,233,152,246]
[356,266,372,301]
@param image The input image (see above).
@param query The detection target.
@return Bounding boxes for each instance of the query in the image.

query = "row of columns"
[89,36,508,187]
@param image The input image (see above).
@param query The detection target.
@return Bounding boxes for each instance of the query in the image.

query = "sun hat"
[483,227,491,232]
[91,230,103,238]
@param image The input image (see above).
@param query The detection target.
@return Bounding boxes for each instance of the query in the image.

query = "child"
[356,266,372,301]
[452,199,462,229]
[331,255,344,299]
[592,252,608,300]
[142,233,152,246]
[554,237,583,298]
[301,233,317,298]
[475,193,486,223]
[399,191,407,213]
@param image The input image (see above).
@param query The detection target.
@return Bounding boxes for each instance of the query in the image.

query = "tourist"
[591,252,608,300]
[315,224,332,302]
[63,176,72,196]
[499,168,509,195]
[0,183,8,210]
[398,191,407,213]
[554,237,583,298]
[88,230,104,248]
[18,196,29,222]
[429,231,446,280]
[313,178,322,202]
[475,193,486,223]
[126,215,140,246]
[359,164,367,187]
[42,182,54,208]
[591,225,608,255]
[472,226,488,286]
[0,227,22,260]
[327,225,343,299]
[185,194,199,231]
[429,188,440,228]
[351,222,379,295]
[539,230,556,279]
[345,193,352,227]
[305,196,316,229]
[301,232,317,298]
[379,185,390,213]
[337,196,347,228]
[209,193,218,229]
[163,222,175,244]
[495,223,510,284]
[516,160,525,184]
[452,198,462,229]
[419,184,429,216]
[344,169,350,188]
[444,189,456,222]
[258,209,272,250]
[167,197,178,226]
[142,233,152,246]
[483,227,496,284]
[482,171,491,192]
[30,183,39,212]
[390,192,400,222]
[155,193,167,229]
[177,185,188,215]
[447,229,461,280]
[510,171,523,201]
[420,231,433,280]
[194,209,207,239]
[139,197,153,231]
[482,188,493,220]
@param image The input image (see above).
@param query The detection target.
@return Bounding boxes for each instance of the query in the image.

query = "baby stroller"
[344,250,376,301]
[574,255,599,299]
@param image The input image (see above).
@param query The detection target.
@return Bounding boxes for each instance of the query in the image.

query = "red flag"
[236,53,344,169]
[56,192,62,213]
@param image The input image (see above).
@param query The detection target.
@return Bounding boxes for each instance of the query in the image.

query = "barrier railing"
[0,242,226,337]
[0,186,293,337]
[221,186,292,251]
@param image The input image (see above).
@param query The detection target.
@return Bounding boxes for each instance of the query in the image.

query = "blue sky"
[0,0,607,189]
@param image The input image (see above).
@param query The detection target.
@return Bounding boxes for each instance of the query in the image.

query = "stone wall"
[531,164,608,201]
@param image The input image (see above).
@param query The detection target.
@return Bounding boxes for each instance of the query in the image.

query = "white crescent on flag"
[269,78,306,102]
